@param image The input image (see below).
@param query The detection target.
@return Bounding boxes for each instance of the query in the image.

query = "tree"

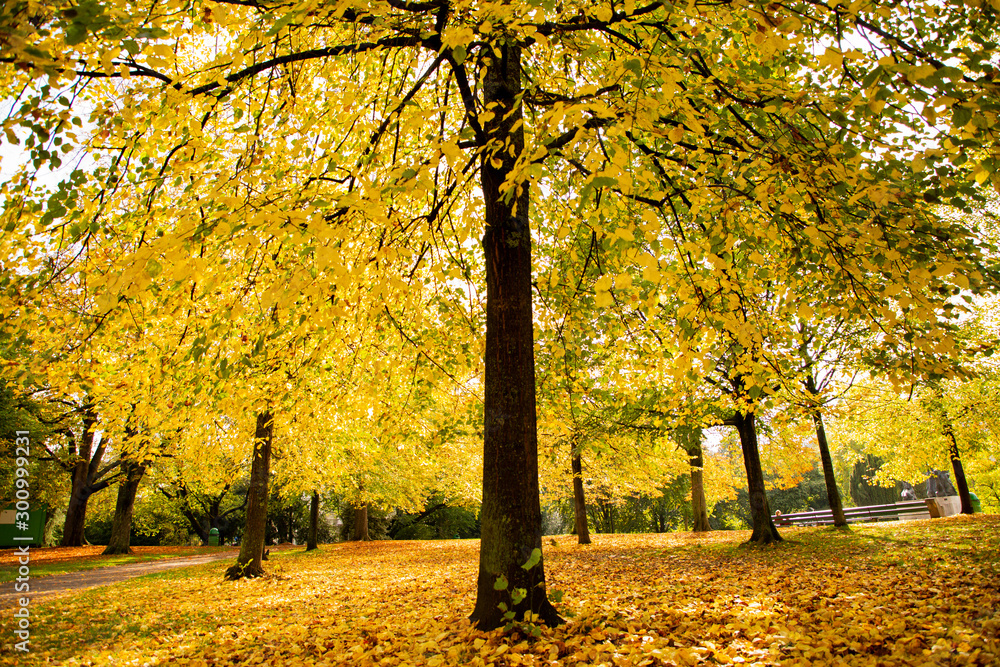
[0,376,66,543]
[927,380,974,515]
[55,404,119,546]
[159,477,247,546]
[799,344,853,527]
[102,458,147,555]
[225,411,273,580]
[835,366,1000,512]
[4,0,1000,628]
[569,439,592,545]
[350,503,371,542]
[307,490,320,551]
[675,426,710,533]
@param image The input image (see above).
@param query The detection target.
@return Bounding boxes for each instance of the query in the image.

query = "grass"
[1,516,998,666]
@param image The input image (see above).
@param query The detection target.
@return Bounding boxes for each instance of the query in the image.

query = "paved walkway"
[0,551,237,609]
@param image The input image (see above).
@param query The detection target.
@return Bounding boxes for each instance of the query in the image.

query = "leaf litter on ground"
[0,545,242,582]
[2,515,998,666]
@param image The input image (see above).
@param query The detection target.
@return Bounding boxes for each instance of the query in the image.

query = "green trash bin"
[969,493,982,514]
[209,527,220,546]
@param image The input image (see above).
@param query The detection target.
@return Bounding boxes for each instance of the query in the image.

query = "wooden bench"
[772,499,932,527]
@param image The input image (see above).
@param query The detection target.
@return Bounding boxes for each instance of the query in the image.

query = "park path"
[0,550,238,609]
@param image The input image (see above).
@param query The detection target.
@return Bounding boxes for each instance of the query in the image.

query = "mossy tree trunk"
[931,382,974,515]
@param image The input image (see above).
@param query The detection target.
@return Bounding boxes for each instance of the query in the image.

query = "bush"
[389,500,480,540]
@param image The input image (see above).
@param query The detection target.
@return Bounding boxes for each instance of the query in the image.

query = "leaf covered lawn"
[3,515,999,666]
[0,546,241,582]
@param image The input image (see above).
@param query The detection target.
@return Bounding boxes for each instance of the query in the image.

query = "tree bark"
[931,383,974,515]
[62,460,93,547]
[804,376,848,527]
[468,40,561,630]
[225,411,273,580]
[183,509,211,545]
[307,490,319,550]
[811,410,849,527]
[62,407,108,547]
[944,424,974,514]
[570,445,591,545]
[351,504,370,541]
[677,426,710,533]
[102,459,147,555]
[732,411,782,545]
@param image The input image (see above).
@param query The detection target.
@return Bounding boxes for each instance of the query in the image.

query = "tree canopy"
[2,0,1000,628]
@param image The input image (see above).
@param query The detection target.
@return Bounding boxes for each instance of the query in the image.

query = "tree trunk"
[62,460,93,547]
[182,509,211,545]
[732,411,782,545]
[225,411,273,580]
[812,410,849,527]
[945,425,974,514]
[468,40,561,630]
[677,426,710,533]
[61,408,101,547]
[307,490,319,550]
[690,463,709,533]
[805,376,848,528]
[102,459,147,555]
[931,383,974,515]
[351,504,370,541]
[570,445,591,545]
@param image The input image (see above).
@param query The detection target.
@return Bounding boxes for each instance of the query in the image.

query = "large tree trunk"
[307,490,319,550]
[225,411,273,580]
[351,504,370,541]
[677,426,710,533]
[732,411,781,545]
[805,376,848,528]
[62,461,93,547]
[570,444,591,545]
[468,41,561,631]
[102,459,147,555]
[61,408,102,547]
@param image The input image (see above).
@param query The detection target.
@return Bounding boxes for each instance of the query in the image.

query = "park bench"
[772,499,934,527]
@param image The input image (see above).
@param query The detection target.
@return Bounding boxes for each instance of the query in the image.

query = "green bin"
[969,493,982,514]
[209,527,220,546]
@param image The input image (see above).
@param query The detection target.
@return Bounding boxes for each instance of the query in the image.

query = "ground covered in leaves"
[0,545,240,582]
[2,515,998,666]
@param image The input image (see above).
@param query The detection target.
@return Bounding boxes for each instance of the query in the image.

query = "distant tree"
[850,455,898,507]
